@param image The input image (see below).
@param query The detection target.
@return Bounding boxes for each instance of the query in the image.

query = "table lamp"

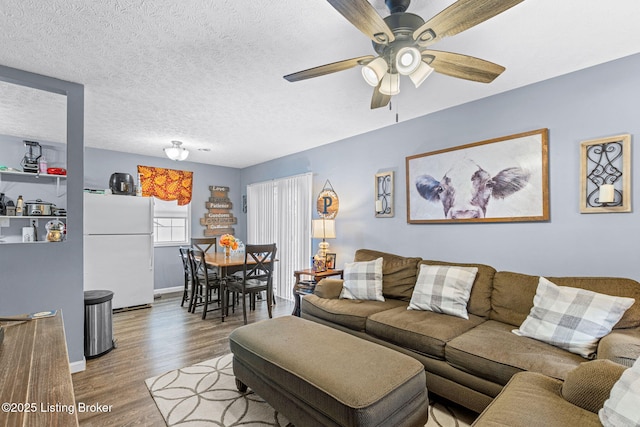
[312,219,336,262]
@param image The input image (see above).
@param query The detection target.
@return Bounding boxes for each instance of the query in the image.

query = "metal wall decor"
[375,171,394,218]
[316,180,339,218]
[580,134,631,213]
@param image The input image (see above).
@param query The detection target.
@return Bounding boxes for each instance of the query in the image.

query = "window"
[153,198,190,246]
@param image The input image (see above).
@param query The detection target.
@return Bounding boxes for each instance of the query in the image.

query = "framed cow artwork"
[406,129,549,224]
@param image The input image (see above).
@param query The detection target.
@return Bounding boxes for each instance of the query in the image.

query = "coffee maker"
[21,140,42,173]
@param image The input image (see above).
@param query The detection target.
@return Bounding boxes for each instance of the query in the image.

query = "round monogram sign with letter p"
[316,181,339,219]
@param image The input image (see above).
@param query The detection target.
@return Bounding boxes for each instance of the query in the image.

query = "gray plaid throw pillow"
[600,357,640,426]
[513,277,635,359]
[408,264,478,319]
[340,257,384,301]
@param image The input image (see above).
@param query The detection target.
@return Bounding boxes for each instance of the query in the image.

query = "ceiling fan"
[283,0,524,109]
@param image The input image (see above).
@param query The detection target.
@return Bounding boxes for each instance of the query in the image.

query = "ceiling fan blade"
[283,56,375,82]
[327,0,395,44]
[422,50,505,83]
[371,84,391,109]
[413,0,524,45]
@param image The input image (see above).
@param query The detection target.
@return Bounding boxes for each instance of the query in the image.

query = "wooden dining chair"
[225,243,277,325]
[191,237,217,254]
[178,246,192,307]
[187,248,223,319]
[191,237,219,288]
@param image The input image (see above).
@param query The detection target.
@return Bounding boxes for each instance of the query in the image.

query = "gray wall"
[242,53,640,281]
[0,65,85,363]
[2,53,639,366]
[84,147,242,290]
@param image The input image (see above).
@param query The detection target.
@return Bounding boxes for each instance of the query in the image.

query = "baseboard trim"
[70,358,86,373]
[154,286,182,296]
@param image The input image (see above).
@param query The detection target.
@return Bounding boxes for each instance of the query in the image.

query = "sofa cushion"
[314,278,344,299]
[339,257,384,301]
[301,294,407,331]
[600,356,640,427]
[490,271,640,328]
[354,249,422,301]
[513,277,635,359]
[562,360,626,414]
[472,372,602,427]
[408,264,478,319]
[446,320,585,385]
[420,260,496,318]
[598,328,640,367]
[366,306,485,359]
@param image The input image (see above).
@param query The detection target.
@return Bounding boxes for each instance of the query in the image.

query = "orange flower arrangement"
[219,234,239,250]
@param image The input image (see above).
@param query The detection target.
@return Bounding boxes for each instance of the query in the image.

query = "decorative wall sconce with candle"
[375,171,394,218]
[580,134,631,213]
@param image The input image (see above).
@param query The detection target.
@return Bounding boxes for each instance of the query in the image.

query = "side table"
[292,268,344,316]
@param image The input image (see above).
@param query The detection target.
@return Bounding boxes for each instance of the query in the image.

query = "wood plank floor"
[72,292,294,426]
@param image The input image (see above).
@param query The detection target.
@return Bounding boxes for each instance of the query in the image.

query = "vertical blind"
[247,173,313,301]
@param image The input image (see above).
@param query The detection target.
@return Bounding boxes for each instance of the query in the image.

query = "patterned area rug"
[146,353,476,426]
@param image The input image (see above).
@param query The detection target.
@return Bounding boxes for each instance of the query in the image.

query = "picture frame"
[375,171,394,218]
[325,253,336,270]
[406,129,549,223]
[580,134,631,213]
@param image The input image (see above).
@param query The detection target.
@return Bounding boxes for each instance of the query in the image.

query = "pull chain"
[390,100,399,123]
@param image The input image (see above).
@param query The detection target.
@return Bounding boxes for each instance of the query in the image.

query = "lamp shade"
[379,72,400,96]
[312,219,336,239]
[361,57,388,87]
[409,61,434,88]
[164,140,189,161]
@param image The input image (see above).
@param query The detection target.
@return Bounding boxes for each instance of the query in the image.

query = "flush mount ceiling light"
[284,0,521,109]
[164,140,189,161]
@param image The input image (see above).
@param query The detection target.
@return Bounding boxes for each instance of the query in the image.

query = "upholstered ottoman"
[229,316,429,427]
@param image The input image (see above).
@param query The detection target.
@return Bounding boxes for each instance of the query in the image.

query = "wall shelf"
[0,169,67,197]
[0,216,66,220]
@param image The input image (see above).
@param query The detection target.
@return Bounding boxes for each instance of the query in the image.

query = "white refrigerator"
[83,193,154,309]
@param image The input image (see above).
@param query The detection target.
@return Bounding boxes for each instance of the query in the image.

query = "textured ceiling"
[1,0,640,168]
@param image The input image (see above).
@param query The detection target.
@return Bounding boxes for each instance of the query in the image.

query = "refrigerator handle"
[149,234,154,270]
[149,197,155,233]
[149,197,154,270]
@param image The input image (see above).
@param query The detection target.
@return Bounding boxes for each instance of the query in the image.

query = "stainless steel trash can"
[84,290,114,358]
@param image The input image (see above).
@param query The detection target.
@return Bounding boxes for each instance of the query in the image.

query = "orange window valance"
[137,165,193,205]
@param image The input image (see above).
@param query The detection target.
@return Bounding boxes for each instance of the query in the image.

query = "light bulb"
[396,47,421,75]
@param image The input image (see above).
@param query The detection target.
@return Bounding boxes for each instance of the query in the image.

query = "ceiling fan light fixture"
[409,61,434,88]
[361,57,388,86]
[396,47,422,75]
[164,140,189,161]
[379,72,400,96]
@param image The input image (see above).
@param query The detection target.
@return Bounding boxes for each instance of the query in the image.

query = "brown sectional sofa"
[300,249,640,417]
